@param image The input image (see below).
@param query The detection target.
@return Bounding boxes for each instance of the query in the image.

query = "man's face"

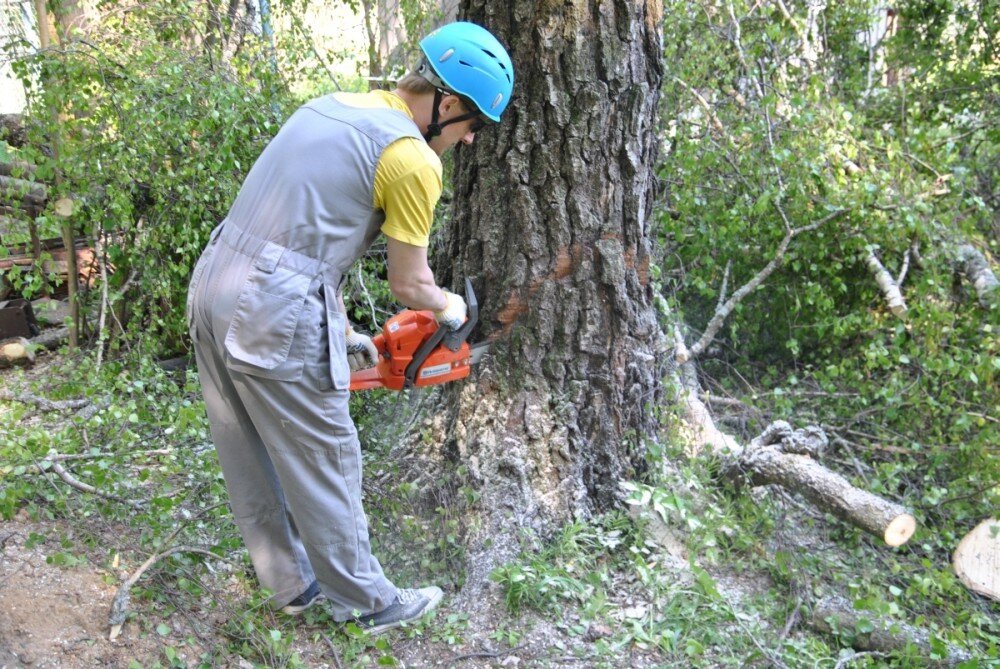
[428,95,489,156]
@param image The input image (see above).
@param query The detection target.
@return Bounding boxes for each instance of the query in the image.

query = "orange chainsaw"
[349,279,487,391]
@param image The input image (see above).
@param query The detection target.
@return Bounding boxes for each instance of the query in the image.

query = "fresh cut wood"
[953,518,1000,601]
[727,422,916,547]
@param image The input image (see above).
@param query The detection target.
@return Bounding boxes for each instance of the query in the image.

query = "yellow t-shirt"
[332,90,442,248]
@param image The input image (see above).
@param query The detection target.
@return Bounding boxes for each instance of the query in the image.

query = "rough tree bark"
[426,0,665,593]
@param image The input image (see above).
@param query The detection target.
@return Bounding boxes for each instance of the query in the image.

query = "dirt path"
[0,512,611,669]
[0,514,168,668]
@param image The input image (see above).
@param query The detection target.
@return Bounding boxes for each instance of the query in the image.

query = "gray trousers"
[188,227,397,618]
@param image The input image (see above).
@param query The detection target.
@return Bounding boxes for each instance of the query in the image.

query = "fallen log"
[30,326,70,350]
[0,336,35,368]
[953,518,1000,601]
[0,245,101,295]
[0,160,37,179]
[812,594,973,667]
[724,422,916,547]
[0,201,44,219]
[0,114,26,147]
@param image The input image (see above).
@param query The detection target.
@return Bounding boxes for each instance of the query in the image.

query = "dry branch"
[48,459,139,507]
[107,502,233,640]
[864,249,907,317]
[19,449,144,508]
[812,595,973,667]
[685,209,847,360]
[108,544,222,641]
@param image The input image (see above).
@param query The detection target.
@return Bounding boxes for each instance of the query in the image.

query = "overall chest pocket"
[224,244,312,376]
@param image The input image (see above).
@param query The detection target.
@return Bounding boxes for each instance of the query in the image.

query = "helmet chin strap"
[423,88,481,142]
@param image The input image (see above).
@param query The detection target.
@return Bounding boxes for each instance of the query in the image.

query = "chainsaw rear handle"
[403,278,477,388]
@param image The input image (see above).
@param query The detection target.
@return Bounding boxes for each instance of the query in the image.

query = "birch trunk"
[725,422,916,547]
[956,244,998,306]
[865,249,908,317]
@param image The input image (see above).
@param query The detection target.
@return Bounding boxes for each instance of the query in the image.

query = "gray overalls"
[186,95,423,618]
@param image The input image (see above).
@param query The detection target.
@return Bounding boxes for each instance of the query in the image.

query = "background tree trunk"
[427,0,666,594]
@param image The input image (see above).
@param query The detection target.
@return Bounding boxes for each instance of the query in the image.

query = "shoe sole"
[361,589,443,634]
[279,594,325,615]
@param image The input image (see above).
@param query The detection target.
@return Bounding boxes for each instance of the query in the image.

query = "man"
[186,22,514,633]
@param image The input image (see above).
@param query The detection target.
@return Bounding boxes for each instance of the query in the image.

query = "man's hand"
[345,326,380,371]
[434,290,467,330]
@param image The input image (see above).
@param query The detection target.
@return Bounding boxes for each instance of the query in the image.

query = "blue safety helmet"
[417,22,514,139]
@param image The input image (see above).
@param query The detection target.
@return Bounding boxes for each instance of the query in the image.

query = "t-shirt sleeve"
[374,138,443,248]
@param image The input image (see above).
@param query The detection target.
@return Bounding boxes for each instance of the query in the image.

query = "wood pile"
[1,115,97,300]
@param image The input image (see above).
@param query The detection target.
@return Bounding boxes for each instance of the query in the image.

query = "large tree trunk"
[427,0,665,592]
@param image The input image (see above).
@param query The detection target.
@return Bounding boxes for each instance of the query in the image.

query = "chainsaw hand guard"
[348,279,479,392]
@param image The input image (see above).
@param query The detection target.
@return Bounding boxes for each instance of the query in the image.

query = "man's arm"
[386,237,449,312]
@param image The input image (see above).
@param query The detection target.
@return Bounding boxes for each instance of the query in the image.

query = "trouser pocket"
[224,242,311,381]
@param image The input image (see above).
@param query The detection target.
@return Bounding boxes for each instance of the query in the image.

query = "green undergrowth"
[0,353,463,667]
[492,447,996,667]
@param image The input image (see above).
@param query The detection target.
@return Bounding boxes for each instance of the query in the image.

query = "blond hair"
[396,70,437,95]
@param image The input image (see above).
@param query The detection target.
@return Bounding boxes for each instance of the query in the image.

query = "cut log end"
[0,337,35,368]
[884,513,916,547]
[954,518,1000,601]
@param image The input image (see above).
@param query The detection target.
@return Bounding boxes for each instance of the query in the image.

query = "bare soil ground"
[0,514,167,668]
[0,508,667,668]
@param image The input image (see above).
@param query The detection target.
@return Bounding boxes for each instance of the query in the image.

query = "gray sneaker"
[354,586,443,634]
[279,580,324,615]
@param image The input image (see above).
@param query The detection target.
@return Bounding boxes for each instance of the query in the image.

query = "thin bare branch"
[0,389,90,411]
[688,209,847,359]
[896,246,911,286]
[672,76,733,144]
[48,460,142,508]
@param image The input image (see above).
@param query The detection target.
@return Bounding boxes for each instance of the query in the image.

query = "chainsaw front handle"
[403,278,478,388]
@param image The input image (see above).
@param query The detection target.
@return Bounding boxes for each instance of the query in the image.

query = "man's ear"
[439,94,462,117]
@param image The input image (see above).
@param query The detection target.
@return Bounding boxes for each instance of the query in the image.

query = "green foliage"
[3,0,307,354]
[656,2,997,662]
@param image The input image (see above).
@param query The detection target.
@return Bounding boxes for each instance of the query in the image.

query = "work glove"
[345,325,379,371]
[434,290,467,330]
